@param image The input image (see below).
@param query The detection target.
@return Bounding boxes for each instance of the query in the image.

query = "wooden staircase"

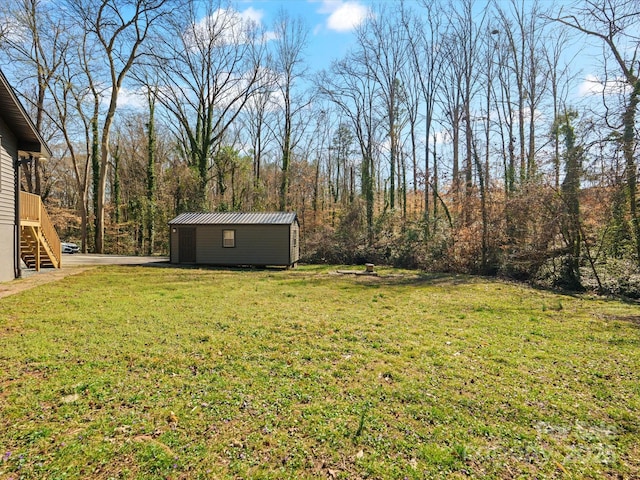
[19,191,61,271]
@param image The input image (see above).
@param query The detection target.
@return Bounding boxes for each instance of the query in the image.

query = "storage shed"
[168,212,300,267]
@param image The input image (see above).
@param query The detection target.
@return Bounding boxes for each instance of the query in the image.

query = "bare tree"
[270,9,310,211]
[47,51,94,252]
[553,0,640,264]
[152,0,267,210]
[355,5,409,211]
[0,0,67,196]
[440,0,486,224]
[543,27,575,189]
[495,0,527,184]
[495,0,548,183]
[317,56,382,244]
[238,77,277,207]
[404,1,444,226]
[492,30,517,194]
[67,0,173,253]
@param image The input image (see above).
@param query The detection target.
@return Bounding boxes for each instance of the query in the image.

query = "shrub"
[581,258,640,298]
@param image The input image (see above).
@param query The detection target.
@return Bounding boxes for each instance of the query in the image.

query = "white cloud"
[238,6,264,25]
[186,7,267,48]
[316,1,370,33]
[116,87,147,110]
[238,6,277,43]
[578,74,628,97]
[434,129,452,145]
[0,18,28,45]
[97,86,146,110]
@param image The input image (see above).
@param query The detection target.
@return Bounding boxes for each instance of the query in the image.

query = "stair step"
[20,225,60,270]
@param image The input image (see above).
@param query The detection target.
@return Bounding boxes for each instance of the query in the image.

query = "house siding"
[0,117,17,282]
[0,116,17,224]
[0,222,13,282]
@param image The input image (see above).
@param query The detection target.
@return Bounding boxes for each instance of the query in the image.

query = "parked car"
[62,242,79,254]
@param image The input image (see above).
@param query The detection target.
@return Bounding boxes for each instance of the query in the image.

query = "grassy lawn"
[1,265,639,479]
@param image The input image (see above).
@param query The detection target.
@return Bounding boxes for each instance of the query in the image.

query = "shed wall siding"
[170,228,178,263]
[0,117,17,281]
[196,224,291,265]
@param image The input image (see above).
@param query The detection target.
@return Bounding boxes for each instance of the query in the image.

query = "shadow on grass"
[119,262,488,287]
[120,262,290,272]
[598,314,640,326]
[65,262,640,331]
[355,272,479,287]
[115,262,640,310]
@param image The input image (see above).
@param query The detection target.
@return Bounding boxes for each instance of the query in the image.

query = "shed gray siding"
[169,213,299,267]
[0,117,17,282]
[170,227,178,263]
[199,224,291,265]
[171,224,293,266]
[290,221,299,264]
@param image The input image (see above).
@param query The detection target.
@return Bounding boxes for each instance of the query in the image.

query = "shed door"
[178,227,196,263]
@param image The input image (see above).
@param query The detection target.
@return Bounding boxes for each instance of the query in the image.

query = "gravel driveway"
[0,254,169,299]
[61,254,169,266]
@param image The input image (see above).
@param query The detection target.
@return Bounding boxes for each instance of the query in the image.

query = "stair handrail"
[39,200,61,265]
[20,191,40,223]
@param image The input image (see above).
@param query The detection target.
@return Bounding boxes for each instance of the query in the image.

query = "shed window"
[222,229,235,248]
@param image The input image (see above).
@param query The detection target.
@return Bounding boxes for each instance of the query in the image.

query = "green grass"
[1,265,639,479]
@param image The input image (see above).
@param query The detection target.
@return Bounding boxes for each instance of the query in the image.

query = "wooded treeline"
[1,0,639,295]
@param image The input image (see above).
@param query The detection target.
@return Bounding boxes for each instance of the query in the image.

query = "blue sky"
[233,0,598,98]
[114,0,607,118]
[237,0,373,70]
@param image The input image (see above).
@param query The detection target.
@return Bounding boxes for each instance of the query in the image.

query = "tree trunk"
[96,99,116,253]
[623,84,640,263]
[147,93,156,255]
[91,108,99,252]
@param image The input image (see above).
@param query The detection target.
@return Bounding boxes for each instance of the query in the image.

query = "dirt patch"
[600,314,640,326]
[0,266,95,299]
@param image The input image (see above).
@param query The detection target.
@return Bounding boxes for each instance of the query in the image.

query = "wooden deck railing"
[20,190,41,223]
[20,191,62,268]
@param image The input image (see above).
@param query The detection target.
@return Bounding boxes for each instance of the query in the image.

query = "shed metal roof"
[169,212,298,226]
[0,69,51,159]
